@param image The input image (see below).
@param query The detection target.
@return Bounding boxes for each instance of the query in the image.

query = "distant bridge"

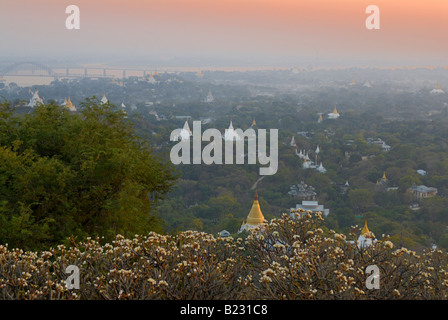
[0,62,156,80]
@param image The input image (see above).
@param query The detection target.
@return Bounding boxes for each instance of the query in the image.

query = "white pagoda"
[205,91,214,103]
[173,119,193,141]
[290,136,297,147]
[328,106,340,119]
[27,90,43,108]
[316,162,327,173]
[430,84,444,94]
[101,94,108,104]
[363,80,372,88]
[223,120,241,141]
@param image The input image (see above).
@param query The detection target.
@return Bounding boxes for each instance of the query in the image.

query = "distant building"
[357,221,376,249]
[290,200,330,217]
[218,230,231,237]
[363,80,372,88]
[368,138,391,152]
[223,120,242,141]
[121,103,128,118]
[408,184,438,200]
[61,97,76,112]
[328,106,340,119]
[347,220,377,249]
[376,172,388,186]
[27,90,43,108]
[101,94,108,104]
[337,180,351,194]
[288,181,317,200]
[290,136,297,147]
[430,84,444,94]
[205,91,214,103]
[317,114,323,123]
[147,74,157,84]
[417,169,427,176]
[316,162,327,173]
[172,119,193,141]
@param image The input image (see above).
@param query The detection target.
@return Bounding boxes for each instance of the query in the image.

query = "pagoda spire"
[246,191,266,226]
[361,220,370,236]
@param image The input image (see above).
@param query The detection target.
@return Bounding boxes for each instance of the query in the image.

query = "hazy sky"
[1,0,447,67]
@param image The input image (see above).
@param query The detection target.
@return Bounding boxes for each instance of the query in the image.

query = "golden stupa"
[246,191,266,226]
[361,220,374,238]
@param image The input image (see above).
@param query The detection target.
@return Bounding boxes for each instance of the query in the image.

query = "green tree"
[0,99,177,250]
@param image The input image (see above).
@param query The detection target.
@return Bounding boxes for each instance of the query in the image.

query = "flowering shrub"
[0,210,447,300]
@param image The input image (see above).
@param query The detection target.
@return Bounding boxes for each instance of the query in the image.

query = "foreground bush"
[0,211,447,300]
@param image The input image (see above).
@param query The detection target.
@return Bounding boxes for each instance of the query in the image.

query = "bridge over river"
[0,62,157,80]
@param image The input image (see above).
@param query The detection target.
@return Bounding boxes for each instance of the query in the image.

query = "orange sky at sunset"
[1,0,447,66]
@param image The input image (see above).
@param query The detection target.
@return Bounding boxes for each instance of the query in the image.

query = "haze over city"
[1,0,448,68]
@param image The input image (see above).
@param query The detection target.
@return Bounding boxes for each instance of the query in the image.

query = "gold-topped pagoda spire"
[246,191,266,226]
[361,220,370,236]
[333,106,339,114]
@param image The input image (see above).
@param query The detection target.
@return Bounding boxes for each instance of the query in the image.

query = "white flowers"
[259,275,273,284]
[384,241,394,249]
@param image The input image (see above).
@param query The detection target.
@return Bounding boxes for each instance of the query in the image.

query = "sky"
[1,0,448,67]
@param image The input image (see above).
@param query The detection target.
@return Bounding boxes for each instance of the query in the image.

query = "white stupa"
[223,121,241,141]
[173,119,193,141]
[290,136,297,147]
[27,90,43,108]
[121,103,128,118]
[357,221,377,249]
[205,91,214,103]
[147,74,157,84]
[101,94,108,104]
[363,80,372,88]
[328,106,340,119]
[430,84,444,94]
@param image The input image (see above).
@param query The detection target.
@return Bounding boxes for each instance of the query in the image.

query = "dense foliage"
[0,211,447,300]
[0,99,176,250]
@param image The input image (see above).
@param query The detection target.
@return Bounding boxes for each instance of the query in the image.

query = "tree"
[0,99,177,250]
[348,189,374,214]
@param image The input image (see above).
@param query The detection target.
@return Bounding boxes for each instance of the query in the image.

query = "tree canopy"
[0,99,177,250]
